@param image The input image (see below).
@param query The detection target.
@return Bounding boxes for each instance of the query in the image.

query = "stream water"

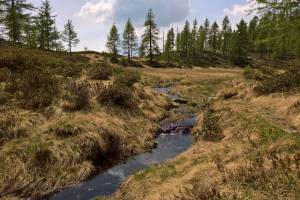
[47,88,195,200]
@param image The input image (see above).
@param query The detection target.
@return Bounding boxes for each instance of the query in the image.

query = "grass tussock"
[253,68,300,95]
[89,63,114,80]
[115,70,141,87]
[63,80,91,111]
[193,102,224,142]
[97,83,137,109]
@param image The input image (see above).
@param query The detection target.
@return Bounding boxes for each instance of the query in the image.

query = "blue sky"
[30,0,255,51]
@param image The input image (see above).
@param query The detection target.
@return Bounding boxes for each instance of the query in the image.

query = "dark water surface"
[49,133,193,200]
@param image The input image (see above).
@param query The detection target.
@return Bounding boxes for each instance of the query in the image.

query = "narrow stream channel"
[47,88,196,200]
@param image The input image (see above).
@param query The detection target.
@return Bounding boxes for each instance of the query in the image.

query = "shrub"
[64,80,91,111]
[7,70,60,109]
[89,63,113,80]
[115,70,141,87]
[244,67,274,81]
[254,68,300,95]
[0,68,11,82]
[97,83,136,108]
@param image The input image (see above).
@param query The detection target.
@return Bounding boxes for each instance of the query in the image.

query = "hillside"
[0,47,170,199]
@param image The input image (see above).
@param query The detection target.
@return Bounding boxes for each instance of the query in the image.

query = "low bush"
[64,80,91,111]
[115,70,141,87]
[89,63,113,80]
[97,83,136,108]
[254,68,300,95]
[0,68,10,82]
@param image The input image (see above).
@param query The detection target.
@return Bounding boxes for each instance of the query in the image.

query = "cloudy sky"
[30,0,256,51]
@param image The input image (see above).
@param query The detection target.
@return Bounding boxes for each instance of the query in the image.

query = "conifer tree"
[203,18,210,49]
[221,16,231,55]
[196,25,205,54]
[141,9,160,62]
[165,27,175,63]
[191,19,198,57]
[248,16,258,52]
[209,21,219,52]
[180,20,190,60]
[62,19,79,55]
[36,0,56,50]
[106,23,120,62]
[122,18,138,62]
[230,19,250,66]
[0,0,34,43]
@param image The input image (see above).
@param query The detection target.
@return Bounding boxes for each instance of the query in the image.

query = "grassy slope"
[0,48,170,199]
[108,67,300,200]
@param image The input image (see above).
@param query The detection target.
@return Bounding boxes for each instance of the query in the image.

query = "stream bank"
[47,88,196,200]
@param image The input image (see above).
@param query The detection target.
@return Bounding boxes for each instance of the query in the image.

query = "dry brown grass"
[109,67,300,200]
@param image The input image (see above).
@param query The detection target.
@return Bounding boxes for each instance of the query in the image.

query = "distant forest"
[0,0,299,66]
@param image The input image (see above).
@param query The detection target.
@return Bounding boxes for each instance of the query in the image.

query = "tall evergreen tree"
[230,19,250,66]
[122,18,138,62]
[180,20,190,60]
[221,16,231,55]
[248,16,259,52]
[62,19,79,55]
[209,21,219,52]
[141,9,160,62]
[0,0,34,43]
[196,25,205,54]
[106,23,120,62]
[191,19,198,57]
[164,27,175,63]
[36,0,56,50]
[203,18,210,49]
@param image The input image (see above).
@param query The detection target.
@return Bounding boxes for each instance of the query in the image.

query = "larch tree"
[0,0,34,43]
[180,20,190,60]
[36,0,56,50]
[196,25,205,54]
[141,9,160,62]
[221,16,231,55]
[122,18,138,62]
[106,23,120,63]
[164,27,175,63]
[209,21,219,52]
[230,19,250,66]
[62,19,79,55]
[248,16,259,53]
[190,19,198,57]
[203,18,210,49]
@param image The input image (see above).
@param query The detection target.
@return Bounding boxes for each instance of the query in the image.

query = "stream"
[47,88,196,200]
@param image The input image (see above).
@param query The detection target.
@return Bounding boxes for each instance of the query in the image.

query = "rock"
[171,102,181,108]
[153,141,159,148]
[174,98,188,104]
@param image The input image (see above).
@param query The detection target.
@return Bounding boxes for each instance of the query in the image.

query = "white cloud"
[77,0,116,23]
[224,0,257,17]
[76,0,190,26]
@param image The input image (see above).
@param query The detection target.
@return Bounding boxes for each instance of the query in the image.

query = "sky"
[30,0,257,52]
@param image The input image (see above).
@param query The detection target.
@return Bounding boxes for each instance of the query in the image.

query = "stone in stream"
[173,98,188,104]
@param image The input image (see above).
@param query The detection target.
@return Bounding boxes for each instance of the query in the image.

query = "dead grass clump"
[97,83,136,109]
[50,122,82,138]
[63,80,91,111]
[228,152,300,199]
[254,68,300,95]
[89,63,113,80]
[115,70,141,87]
[194,104,224,142]
[6,70,60,109]
[0,109,40,145]
[243,67,274,81]
[173,183,223,200]
[0,68,11,82]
